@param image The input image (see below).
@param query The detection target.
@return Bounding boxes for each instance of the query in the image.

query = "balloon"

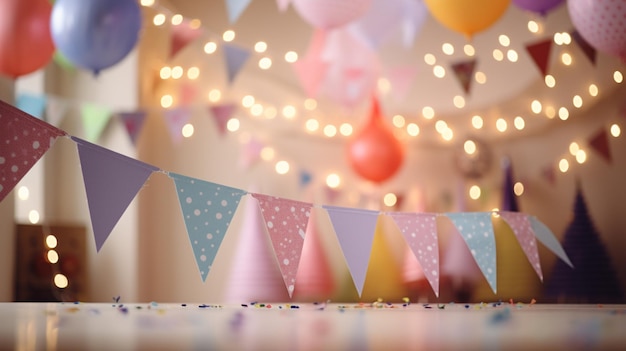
[568,0,626,62]
[292,0,372,29]
[424,0,510,39]
[512,0,564,16]
[50,0,142,74]
[0,0,55,78]
[347,98,404,183]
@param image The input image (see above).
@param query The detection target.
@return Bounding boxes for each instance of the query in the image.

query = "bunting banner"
[80,102,112,142]
[451,59,477,95]
[169,19,204,59]
[323,205,379,297]
[385,65,418,103]
[209,103,237,136]
[292,30,329,98]
[179,82,199,106]
[118,111,147,145]
[252,193,313,297]
[0,100,66,202]
[170,173,247,282]
[572,30,597,66]
[529,216,574,268]
[588,128,612,163]
[163,107,192,144]
[239,136,264,169]
[225,0,252,23]
[401,0,428,48]
[223,43,251,84]
[388,212,440,297]
[525,38,553,77]
[499,211,543,281]
[16,93,47,119]
[72,136,158,252]
[446,212,498,293]
[298,169,313,190]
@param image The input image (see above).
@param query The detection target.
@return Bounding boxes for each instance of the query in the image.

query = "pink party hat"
[293,208,335,301]
[223,195,290,303]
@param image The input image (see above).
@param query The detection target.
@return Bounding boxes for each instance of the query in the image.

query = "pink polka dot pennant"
[0,100,66,202]
[499,211,544,281]
[388,212,440,297]
[252,193,313,298]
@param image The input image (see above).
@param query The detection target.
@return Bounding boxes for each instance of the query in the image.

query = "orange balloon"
[424,0,510,39]
[0,0,55,78]
[347,98,405,183]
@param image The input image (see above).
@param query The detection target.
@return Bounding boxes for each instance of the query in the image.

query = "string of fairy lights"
[124,1,626,207]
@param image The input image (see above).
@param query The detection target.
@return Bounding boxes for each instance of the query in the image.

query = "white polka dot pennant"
[388,212,440,297]
[499,211,544,281]
[445,212,498,294]
[252,193,312,298]
[0,100,66,202]
[170,172,247,282]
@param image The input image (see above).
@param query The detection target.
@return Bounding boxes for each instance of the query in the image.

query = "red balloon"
[0,0,55,78]
[347,99,405,183]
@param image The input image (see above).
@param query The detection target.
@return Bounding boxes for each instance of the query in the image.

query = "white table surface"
[0,302,624,350]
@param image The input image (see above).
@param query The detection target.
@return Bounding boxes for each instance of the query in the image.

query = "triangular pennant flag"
[170,173,246,282]
[16,93,47,119]
[71,136,158,251]
[252,193,313,297]
[239,136,264,169]
[169,20,203,59]
[525,39,553,77]
[572,30,597,66]
[388,212,440,297]
[118,111,147,145]
[80,103,112,142]
[401,0,428,48]
[450,59,477,95]
[209,103,237,136]
[588,128,612,163]
[179,82,198,106]
[53,51,75,71]
[323,205,379,296]
[163,107,192,144]
[541,165,556,185]
[45,96,68,126]
[446,212,498,293]
[0,99,66,202]
[499,212,543,281]
[298,169,313,190]
[292,30,329,98]
[385,65,418,103]
[276,0,290,12]
[225,0,252,23]
[529,216,573,268]
[223,43,251,84]
[348,0,405,50]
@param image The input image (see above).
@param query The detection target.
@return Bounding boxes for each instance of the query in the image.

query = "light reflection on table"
[1,302,625,350]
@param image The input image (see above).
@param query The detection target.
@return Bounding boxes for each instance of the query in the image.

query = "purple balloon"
[512,0,564,15]
[50,0,142,74]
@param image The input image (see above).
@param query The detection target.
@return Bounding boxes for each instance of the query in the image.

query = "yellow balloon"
[424,0,511,39]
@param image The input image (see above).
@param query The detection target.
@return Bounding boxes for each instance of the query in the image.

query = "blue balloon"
[50,0,142,74]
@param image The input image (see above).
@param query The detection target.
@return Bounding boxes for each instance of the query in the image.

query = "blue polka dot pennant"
[170,172,247,282]
[445,212,497,293]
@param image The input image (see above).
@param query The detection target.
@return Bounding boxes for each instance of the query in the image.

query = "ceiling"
[151,0,623,146]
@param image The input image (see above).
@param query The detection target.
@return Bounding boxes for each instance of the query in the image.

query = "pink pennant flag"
[525,39,553,77]
[276,0,291,12]
[71,137,158,251]
[223,43,251,84]
[239,136,264,169]
[163,107,192,144]
[389,212,440,297]
[499,211,544,281]
[179,82,198,106]
[588,128,612,163]
[451,59,477,95]
[226,0,252,23]
[0,99,66,202]
[209,103,237,136]
[323,205,380,297]
[541,165,556,185]
[385,65,417,103]
[324,185,341,204]
[170,19,203,59]
[45,96,68,127]
[118,111,147,145]
[292,30,329,98]
[252,193,313,298]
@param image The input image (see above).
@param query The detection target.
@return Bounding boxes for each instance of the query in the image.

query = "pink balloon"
[568,0,626,61]
[292,0,372,29]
